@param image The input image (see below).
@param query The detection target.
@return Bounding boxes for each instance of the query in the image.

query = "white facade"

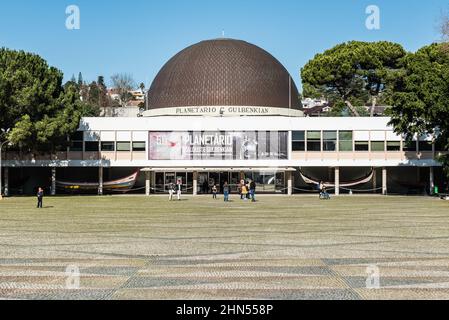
[3,116,441,168]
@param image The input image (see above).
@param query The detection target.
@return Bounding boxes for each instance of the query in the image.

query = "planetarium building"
[2,39,445,196]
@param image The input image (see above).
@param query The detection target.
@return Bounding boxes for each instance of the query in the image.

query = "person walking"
[250,180,256,202]
[212,185,218,199]
[223,181,230,202]
[168,182,175,201]
[36,187,44,208]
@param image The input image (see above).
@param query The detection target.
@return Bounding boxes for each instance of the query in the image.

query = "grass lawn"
[0,195,448,300]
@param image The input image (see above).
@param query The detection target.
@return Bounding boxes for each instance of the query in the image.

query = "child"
[241,184,248,200]
[212,185,218,199]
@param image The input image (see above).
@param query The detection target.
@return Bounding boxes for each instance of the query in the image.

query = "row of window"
[69,141,146,152]
[292,131,434,152]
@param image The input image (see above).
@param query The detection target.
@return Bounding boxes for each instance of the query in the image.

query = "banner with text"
[149,131,288,160]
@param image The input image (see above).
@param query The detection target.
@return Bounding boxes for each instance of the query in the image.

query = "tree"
[301,41,406,116]
[440,11,449,53]
[387,43,449,180]
[77,72,83,86]
[0,48,97,152]
[110,73,135,107]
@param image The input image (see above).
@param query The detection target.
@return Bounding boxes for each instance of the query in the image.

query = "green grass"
[0,195,448,300]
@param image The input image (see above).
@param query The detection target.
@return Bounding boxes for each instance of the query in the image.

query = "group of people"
[238,180,256,202]
[318,181,330,200]
[168,180,182,201]
[204,179,257,202]
[211,182,231,201]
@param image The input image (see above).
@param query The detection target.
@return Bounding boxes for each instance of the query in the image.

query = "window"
[339,131,353,151]
[69,141,83,152]
[323,131,337,151]
[403,140,417,152]
[69,131,83,152]
[419,141,433,152]
[70,131,83,141]
[371,141,385,152]
[132,141,146,152]
[387,141,401,151]
[307,131,321,152]
[85,141,99,152]
[292,131,305,151]
[101,141,115,152]
[355,141,369,151]
[116,142,131,151]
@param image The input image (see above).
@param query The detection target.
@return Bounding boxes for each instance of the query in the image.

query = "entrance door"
[198,173,208,194]
[209,172,219,192]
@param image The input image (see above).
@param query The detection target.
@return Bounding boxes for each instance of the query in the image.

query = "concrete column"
[334,167,340,196]
[4,167,9,197]
[98,166,103,195]
[51,167,56,196]
[145,171,151,196]
[430,167,435,195]
[193,171,198,196]
[382,167,388,195]
[287,171,293,196]
[372,168,377,193]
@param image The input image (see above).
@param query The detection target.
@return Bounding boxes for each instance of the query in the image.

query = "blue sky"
[0,0,447,90]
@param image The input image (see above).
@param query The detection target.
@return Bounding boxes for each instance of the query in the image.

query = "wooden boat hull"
[56,172,139,192]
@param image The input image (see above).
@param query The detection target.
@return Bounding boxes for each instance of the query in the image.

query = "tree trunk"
[345,100,360,117]
[370,96,377,117]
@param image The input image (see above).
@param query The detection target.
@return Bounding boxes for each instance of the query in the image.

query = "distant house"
[103,88,146,117]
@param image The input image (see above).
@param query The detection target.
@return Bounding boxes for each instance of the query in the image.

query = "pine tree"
[78,72,83,86]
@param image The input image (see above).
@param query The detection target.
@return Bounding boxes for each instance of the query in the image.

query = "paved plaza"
[0,195,448,300]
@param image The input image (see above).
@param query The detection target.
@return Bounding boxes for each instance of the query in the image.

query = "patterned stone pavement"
[0,195,448,300]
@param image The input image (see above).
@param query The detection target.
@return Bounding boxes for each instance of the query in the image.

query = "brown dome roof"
[147,39,301,110]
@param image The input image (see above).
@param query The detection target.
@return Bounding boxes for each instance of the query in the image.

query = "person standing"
[241,183,248,201]
[250,180,256,202]
[239,180,244,199]
[246,181,251,200]
[223,182,230,202]
[318,181,323,198]
[212,185,218,199]
[168,182,175,201]
[36,187,44,208]
[176,179,182,201]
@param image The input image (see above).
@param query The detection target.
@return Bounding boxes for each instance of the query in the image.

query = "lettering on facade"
[175,106,270,115]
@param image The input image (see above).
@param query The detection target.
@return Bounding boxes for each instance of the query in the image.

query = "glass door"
[155,172,165,194]
[198,173,208,194]
[165,172,176,192]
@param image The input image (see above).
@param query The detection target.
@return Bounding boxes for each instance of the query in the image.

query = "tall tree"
[77,72,83,86]
[110,73,135,107]
[388,43,449,180]
[301,41,406,116]
[0,48,97,152]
